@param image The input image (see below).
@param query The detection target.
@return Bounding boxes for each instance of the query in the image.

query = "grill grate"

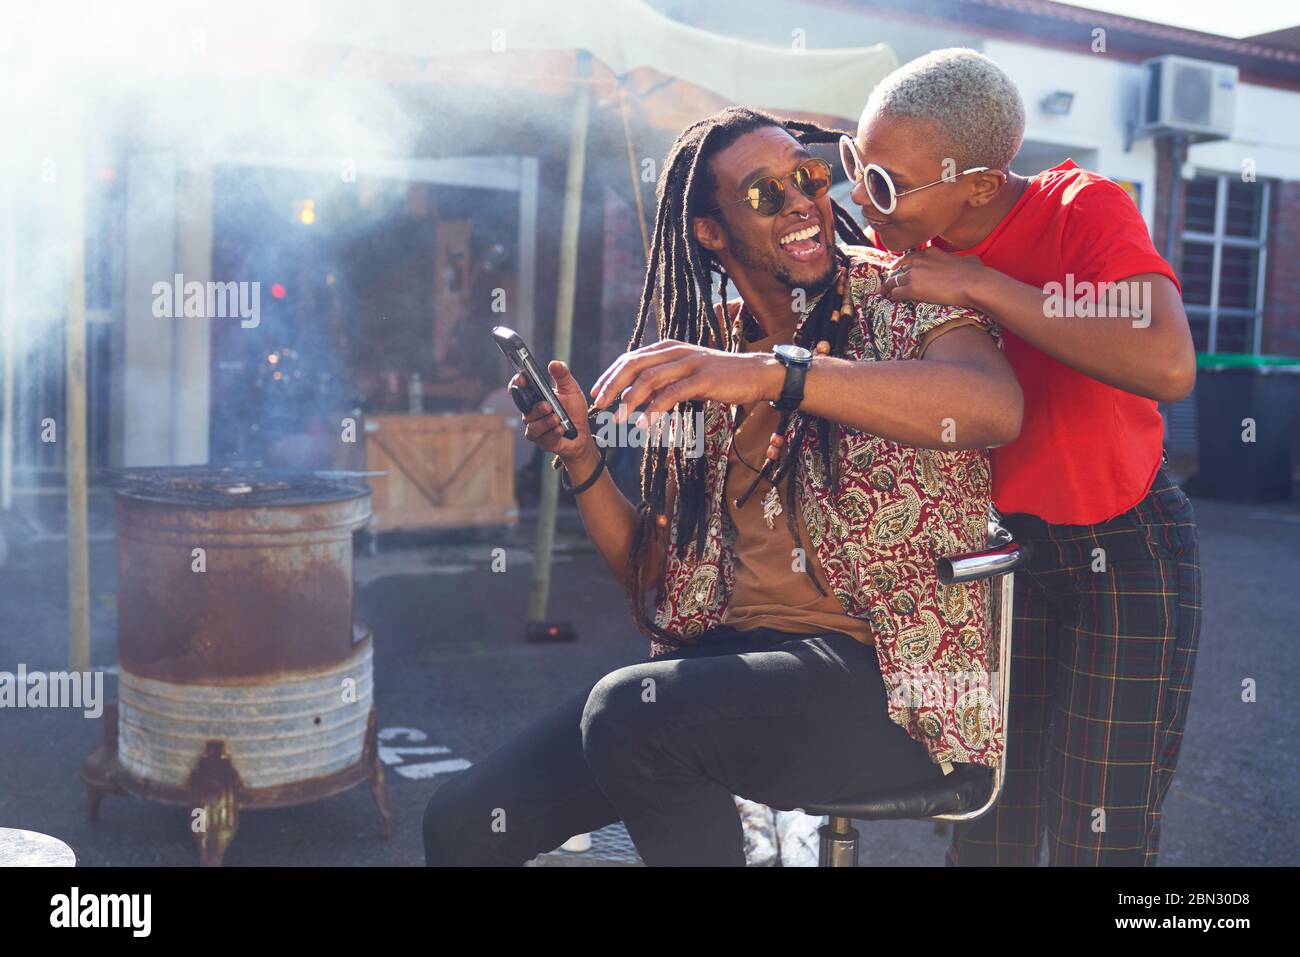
[99,466,371,507]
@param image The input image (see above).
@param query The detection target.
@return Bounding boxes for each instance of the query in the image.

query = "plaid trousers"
[947,467,1201,866]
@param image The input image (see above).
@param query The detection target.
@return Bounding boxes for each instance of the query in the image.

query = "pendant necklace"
[727,261,855,529]
[731,413,785,530]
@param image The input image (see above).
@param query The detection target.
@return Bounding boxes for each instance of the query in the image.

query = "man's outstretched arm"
[591,324,1022,452]
[796,324,1021,449]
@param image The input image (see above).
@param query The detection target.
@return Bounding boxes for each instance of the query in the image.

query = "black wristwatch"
[771,344,814,411]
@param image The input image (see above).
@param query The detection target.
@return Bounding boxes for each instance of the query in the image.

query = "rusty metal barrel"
[109,467,373,791]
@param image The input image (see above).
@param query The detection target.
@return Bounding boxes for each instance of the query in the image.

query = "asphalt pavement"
[0,484,1296,866]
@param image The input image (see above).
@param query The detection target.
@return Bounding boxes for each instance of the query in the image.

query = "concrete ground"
[0,483,1296,867]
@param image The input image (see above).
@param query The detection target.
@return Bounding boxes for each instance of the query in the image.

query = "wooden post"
[1,184,15,512]
[617,82,651,261]
[65,128,91,672]
[528,52,591,624]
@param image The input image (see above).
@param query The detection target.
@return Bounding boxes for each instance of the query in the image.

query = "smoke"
[3,1,426,182]
[0,0,439,470]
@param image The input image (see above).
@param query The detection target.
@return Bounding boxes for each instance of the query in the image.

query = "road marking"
[391,758,473,780]
[379,726,428,743]
[379,726,472,780]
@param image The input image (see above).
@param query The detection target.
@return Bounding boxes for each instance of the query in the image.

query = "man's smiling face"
[697,125,837,294]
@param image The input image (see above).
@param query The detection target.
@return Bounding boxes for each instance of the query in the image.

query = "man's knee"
[580,665,662,773]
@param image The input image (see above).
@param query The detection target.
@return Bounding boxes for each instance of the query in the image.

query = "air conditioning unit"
[1138,55,1237,142]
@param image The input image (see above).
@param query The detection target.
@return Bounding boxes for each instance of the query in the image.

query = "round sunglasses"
[839,134,990,216]
[708,158,833,217]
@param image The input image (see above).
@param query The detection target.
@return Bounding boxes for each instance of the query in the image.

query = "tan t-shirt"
[717,324,873,646]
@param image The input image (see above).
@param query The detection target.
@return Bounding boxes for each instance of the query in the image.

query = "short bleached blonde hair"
[864,48,1026,171]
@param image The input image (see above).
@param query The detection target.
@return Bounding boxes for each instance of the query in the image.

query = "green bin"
[1192,353,1300,502]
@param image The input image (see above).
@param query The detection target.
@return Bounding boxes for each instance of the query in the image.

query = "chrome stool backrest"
[930,518,1021,822]
[809,514,1026,864]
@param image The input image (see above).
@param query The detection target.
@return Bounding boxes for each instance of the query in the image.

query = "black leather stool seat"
[802,764,995,821]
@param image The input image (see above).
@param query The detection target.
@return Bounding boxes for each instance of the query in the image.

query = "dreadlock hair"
[619,106,873,651]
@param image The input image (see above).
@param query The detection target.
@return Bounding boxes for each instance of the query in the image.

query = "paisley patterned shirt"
[649,245,1005,768]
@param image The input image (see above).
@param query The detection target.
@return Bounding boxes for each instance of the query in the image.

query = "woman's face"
[848,111,976,252]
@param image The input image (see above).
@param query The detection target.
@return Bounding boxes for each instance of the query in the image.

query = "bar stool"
[802,521,1026,867]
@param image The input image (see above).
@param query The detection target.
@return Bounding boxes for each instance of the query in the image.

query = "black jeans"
[422,625,946,866]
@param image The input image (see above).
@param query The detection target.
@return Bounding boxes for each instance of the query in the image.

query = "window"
[1178,173,1270,353]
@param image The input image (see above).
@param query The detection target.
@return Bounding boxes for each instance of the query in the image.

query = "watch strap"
[772,353,811,411]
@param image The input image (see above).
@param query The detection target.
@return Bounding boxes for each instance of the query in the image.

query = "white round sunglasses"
[838,134,991,216]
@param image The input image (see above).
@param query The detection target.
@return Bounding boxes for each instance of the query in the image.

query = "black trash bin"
[1193,353,1300,502]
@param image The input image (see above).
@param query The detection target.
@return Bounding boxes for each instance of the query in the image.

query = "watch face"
[774,344,813,364]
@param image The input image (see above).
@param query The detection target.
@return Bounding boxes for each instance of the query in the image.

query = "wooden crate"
[364,413,517,532]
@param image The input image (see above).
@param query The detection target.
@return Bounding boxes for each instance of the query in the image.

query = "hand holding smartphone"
[491,326,579,440]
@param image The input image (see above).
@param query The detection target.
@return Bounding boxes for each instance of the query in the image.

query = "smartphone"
[491,325,578,440]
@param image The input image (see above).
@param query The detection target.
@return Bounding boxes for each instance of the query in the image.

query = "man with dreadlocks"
[423,106,1022,867]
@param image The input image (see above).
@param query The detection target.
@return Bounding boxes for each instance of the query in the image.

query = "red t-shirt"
[870,160,1180,525]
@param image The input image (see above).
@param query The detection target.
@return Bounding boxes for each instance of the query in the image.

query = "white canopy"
[15,0,896,122]
[337,0,898,119]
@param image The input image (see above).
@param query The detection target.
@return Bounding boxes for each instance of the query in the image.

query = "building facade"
[656,0,1300,456]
